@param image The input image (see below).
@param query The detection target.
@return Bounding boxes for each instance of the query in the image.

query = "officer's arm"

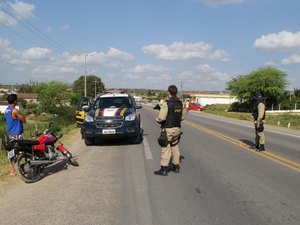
[257,103,265,122]
[156,102,168,123]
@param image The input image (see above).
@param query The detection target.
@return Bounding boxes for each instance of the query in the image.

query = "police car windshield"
[94,97,132,109]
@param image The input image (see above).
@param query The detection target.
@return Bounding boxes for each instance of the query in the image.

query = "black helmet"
[253,92,264,101]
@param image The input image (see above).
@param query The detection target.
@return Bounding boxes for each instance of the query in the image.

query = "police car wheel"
[84,135,94,146]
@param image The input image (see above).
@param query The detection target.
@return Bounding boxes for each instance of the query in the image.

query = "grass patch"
[0,150,9,177]
[266,113,300,129]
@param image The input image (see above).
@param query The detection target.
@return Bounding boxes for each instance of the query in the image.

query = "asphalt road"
[0,105,300,225]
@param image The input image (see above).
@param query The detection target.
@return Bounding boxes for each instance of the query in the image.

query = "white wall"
[0,105,19,114]
[196,97,237,106]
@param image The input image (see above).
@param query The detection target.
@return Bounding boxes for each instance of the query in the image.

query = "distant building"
[183,92,237,106]
[0,101,7,114]
[17,93,38,103]
[0,101,20,114]
[0,93,38,114]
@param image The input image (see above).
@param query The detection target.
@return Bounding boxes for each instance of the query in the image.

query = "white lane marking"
[143,136,153,160]
[140,122,153,160]
[189,111,300,139]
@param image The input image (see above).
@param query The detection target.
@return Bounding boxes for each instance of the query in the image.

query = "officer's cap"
[253,92,264,101]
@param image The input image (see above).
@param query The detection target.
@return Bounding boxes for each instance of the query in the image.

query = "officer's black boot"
[250,143,259,149]
[171,164,180,173]
[154,166,169,176]
[257,144,265,152]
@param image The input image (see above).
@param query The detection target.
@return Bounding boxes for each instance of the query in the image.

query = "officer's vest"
[5,105,24,135]
[162,97,183,128]
[252,102,266,120]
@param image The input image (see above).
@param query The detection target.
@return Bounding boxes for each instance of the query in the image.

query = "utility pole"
[180,81,184,101]
[94,79,98,99]
[84,55,87,97]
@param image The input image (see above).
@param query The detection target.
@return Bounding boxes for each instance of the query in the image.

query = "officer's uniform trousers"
[161,127,181,167]
[255,125,265,145]
[254,102,265,145]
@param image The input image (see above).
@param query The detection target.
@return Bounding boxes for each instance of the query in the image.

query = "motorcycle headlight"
[125,113,136,121]
[85,114,94,122]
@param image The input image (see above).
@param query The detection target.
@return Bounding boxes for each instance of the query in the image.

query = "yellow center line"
[184,120,300,173]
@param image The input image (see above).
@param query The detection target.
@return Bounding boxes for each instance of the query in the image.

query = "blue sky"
[1,0,300,91]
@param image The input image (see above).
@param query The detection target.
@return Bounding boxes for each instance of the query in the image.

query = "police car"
[81,93,143,145]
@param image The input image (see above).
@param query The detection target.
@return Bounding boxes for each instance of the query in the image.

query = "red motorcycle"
[7,122,79,183]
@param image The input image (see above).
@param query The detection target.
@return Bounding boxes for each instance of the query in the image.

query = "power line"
[0,0,72,53]
[0,20,44,47]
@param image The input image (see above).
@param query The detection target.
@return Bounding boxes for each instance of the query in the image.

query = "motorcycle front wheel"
[68,157,79,167]
[16,153,43,183]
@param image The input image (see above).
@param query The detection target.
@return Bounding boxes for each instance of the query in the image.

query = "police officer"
[154,85,185,176]
[250,92,266,151]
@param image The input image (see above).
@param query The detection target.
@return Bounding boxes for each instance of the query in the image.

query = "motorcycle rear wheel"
[16,153,43,183]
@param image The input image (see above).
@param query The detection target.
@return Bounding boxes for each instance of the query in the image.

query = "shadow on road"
[40,159,71,180]
[240,139,254,148]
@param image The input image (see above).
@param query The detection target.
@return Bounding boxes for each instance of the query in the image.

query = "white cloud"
[9,58,30,65]
[0,1,35,27]
[128,64,170,74]
[203,0,243,6]
[254,31,300,51]
[281,54,300,65]
[195,64,230,81]
[0,38,11,49]
[106,48,134,60]
[264,61,276,66]
[32,65,77,74]
[146,74,173,82]
[177,70,195,80]
[142,41,230,61]
[0,11,17,26]
[61,24,70,31]
[22,47,51,60]
[46,26,52,32]
[103,73,117,82]
[0,38,18,61]
[69,48,134,66]
[9,0,35,19]
[124,74,141,80]
[178,64,230,90]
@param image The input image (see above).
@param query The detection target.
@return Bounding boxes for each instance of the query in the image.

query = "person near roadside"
[154,85,185,176]
[185,99,190,114]
[4,94,27,175]
[250,92,266,152]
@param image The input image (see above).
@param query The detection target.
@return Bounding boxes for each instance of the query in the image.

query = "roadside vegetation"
[204,104,300,130]
[227,67,300,110]
[201,67,299,130]
[0,75,105,179]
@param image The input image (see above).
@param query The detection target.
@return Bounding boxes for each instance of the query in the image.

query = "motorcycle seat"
[15,140,40,146]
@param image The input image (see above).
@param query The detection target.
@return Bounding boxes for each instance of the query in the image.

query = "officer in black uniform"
[154,85,185,176]
[250,92,266,151]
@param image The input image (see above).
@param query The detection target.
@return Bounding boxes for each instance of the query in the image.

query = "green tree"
[73,75,105,98]
[227,67,288,106]
[294,88,300,99]
[36,81,73,112]
[158,91,167,99]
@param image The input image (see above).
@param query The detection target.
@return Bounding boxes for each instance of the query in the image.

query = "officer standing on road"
[250,92,266,152]
[154,85,185,176]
